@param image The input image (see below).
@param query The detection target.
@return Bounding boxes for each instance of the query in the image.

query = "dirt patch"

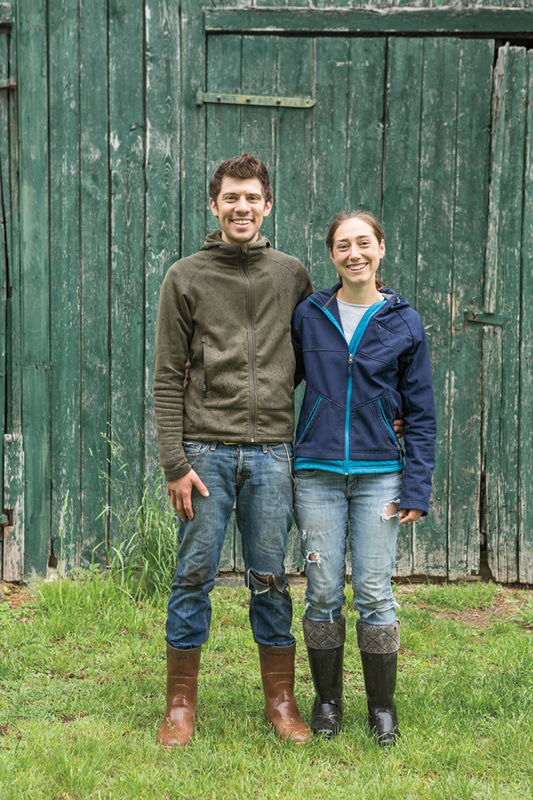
[0,581,35,609]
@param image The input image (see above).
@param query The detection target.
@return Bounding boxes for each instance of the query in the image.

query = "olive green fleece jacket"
[153,231,313,482]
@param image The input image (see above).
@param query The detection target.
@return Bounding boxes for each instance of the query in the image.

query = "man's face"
[210,176,272,246]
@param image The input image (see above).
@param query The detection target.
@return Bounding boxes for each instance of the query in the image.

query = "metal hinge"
[196,89,314,109]
[0,77,16,90]
[465,310,503,327]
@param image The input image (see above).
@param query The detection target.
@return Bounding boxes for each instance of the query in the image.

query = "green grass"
[1,577,533,799]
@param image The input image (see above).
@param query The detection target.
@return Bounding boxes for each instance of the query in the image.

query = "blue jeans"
[294,470,403,626]
[166,442,295,650]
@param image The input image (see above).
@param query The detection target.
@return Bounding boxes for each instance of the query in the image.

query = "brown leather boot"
[157,643,201,747]
[258,643,311,743]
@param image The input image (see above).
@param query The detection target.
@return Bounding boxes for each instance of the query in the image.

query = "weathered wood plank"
[205,8,533,34]
[447,38,493,580]
[180,0,207,257]
[240,35,278,245]
[519,51,533,584]
[3,434,24,581]
[414,37,458,577]
[0,32,8,525]
[309,36,350,290]
[345,37,386,219]
[0,4,12,25]
[79,0,110,566]
[109,169,145,542]
[49,0,81,573]
[484,46,526,583]
[275,36,313,267]
[108,0,145,544]
[383,37,424,576]
[18,0,50,576]
[145,0,181,484]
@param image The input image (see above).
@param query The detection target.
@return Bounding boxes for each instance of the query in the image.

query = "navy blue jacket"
[292,284,436,514]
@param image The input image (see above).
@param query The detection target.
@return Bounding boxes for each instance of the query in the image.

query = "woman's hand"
[398,509,423,524]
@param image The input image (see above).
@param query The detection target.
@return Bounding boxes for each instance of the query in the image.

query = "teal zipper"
[310,297,385,474]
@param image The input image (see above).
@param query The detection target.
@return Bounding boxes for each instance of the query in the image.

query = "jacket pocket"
[296,394,325,446]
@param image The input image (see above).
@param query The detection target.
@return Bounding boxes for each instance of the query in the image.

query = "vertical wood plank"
[447,39,493,580]
[275,36,313,267]
[484,46,526,583]
[48,0,81,572]
[18,0,51,576]
[414,37,458,577]
[519,51,533,584]
[383,37,424,576]
[180,0,207,257]
[345,37,386,220]
[145,0,181,484]
[309,37,350,290]
[240,35,278,245]
[109,0,146,543]
[79,0,110,565]
[0,33,8,517]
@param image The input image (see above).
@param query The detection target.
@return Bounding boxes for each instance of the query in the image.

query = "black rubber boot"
[357,620,400,747]
[303,615,345,738]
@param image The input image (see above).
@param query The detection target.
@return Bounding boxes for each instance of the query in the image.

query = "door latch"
[465,310,503,326]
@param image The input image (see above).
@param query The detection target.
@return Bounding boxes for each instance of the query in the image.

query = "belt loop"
[261,443,268,454]
[210,442,217,451]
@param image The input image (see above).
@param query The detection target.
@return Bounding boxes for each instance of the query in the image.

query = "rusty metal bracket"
[195,89,314,109]
[465,310,503,326]
[0,76,16,90]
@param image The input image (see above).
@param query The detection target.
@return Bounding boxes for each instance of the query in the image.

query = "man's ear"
[209,197,219,217]
[263,199,273,218]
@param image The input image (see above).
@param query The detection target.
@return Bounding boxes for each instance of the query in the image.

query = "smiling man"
[153,154,313,747]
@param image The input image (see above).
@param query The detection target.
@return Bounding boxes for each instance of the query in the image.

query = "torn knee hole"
[381,501,400,522]
[308,552,319,562]
[304,551,322,567]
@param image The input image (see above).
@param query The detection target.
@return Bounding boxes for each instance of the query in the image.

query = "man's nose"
[235,195,250,212]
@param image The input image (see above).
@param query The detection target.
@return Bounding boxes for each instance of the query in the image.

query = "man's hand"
[393,413,404,440]
[398,509,423,525]
[167,470,209,522]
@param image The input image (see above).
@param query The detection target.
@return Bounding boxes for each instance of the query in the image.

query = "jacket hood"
[308,283,411,314]
[200,230,271,252]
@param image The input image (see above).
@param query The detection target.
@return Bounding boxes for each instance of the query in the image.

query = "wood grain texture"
[519,51,533,584]
[145,0,181,484]
[79,0,110,565]
[309,36,349,290]
[49,0,81,572]
[483,45,526,583]
[0,33,8,523]
[446,38,493,580]
[414,37,458,577]
[18,0,51,576]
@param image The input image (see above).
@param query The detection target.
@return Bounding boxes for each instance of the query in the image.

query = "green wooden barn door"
[482,44,533,584]
[202,33,494,577]
[0,30,24,582]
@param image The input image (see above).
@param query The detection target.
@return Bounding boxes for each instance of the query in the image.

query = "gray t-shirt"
[337,297,372,343]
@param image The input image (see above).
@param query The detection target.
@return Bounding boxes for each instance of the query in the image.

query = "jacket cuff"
[398,490,429,517]
[164,462,192,483]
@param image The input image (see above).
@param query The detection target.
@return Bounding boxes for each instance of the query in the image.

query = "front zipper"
[296,396,323,446]
[310,296,386,474]
[379,398,402,455]
[241,248,257,442]
[201,341,207,398]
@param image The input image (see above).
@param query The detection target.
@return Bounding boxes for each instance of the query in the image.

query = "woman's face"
[329,218,384,289]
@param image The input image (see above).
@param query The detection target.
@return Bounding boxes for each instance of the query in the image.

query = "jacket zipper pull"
[347,353,353,376]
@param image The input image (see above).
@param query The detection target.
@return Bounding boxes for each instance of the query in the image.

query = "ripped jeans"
[165,441,295,650]
[294,470,403,627]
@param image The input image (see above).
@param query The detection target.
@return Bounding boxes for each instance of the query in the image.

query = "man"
[153,154,313,746]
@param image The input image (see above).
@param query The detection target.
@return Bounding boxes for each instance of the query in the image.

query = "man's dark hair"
[209,153,273,205]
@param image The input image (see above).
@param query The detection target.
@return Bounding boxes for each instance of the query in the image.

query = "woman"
[292,210,436,745]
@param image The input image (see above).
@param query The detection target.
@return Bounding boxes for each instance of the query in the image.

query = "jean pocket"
[266,443,293,463]
[183,441,211,459]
